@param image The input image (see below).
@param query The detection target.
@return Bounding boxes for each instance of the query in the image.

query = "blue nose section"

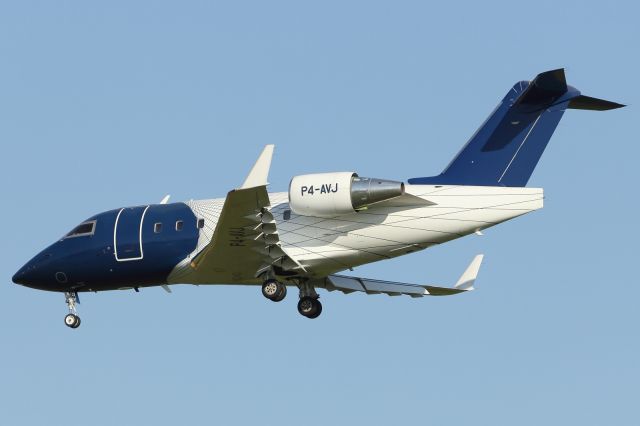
[12,264,35,286]
[12,257,50,289]
[12,269,25,285]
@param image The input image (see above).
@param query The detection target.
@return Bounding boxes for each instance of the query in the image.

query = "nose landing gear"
[64,292,81,329]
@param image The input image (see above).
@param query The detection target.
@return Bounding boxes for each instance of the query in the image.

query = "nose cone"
[12,269,26,285]
[12,252,55,290]
[12,263,37,287]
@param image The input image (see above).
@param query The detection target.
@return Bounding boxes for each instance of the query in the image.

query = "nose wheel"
[64,292,81,329]
[64,313,81,328]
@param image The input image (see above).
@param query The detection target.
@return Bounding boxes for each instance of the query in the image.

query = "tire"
[308,299,322,319]
[64,314,78,328]
[297,297,321,318]
[273,283,287,302]
[262,280,280,300]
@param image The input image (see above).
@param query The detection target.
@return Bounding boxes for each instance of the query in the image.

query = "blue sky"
[1,1,638,425]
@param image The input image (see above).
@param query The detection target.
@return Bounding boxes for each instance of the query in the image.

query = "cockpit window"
[65,220,96,238]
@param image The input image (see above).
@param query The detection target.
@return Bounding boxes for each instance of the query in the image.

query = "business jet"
[12,69,622,328]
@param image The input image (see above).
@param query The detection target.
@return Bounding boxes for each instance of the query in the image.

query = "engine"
[288,172,405,217]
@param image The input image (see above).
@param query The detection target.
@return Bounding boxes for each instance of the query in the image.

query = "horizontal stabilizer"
[516,68,567,110]
[568,95,625,111]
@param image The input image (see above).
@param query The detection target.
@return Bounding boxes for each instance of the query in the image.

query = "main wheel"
[307,300,322,319]
[64,313,80,328]
[273,283,287,302]
[262,279,287,302]
[297,297,322,319]
[262,279,279,300]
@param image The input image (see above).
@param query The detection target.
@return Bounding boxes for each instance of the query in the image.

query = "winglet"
[160,195,171,204]
[241,145,274,189]
[454,254,484,291]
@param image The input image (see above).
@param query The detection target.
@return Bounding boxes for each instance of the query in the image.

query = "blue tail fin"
[408,69,624,187]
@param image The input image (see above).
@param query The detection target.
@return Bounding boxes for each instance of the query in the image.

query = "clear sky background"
[1,1,638,425]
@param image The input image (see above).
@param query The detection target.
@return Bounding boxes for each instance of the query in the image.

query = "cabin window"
[65,220,96,238]
[154,223,163,233]
[197,218,205,229]
[175,220,184,231]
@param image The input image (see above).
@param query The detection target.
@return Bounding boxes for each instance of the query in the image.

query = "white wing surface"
[314,255,484,297]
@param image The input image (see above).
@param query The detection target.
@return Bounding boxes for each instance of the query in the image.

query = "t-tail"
[408,69,624,187]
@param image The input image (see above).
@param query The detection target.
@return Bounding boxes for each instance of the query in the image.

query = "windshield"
[65,220,96,238]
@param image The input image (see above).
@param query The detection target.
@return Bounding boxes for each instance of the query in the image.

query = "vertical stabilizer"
[409,69,624,187]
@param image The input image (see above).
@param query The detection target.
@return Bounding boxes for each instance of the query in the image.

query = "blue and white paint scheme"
[12,69,623,328]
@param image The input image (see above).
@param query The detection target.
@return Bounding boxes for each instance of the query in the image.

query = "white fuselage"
[168,184,543,284]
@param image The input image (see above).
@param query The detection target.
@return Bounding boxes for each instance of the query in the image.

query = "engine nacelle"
[288,172,405,217]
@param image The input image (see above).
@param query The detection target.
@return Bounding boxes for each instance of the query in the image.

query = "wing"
[190,145,303,283]
[313,255,484,297]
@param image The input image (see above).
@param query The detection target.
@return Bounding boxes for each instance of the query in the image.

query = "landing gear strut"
[64,292,81,329]
[297,281,322,319]
[262,279,287,302]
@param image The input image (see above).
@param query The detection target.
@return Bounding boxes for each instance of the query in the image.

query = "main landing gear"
[261,278,323,318]
[64,291,81,329]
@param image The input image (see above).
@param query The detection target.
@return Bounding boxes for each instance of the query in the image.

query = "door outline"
[113,206,150,262]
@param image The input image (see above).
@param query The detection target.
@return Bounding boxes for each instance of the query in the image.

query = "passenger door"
[114,206,149,261]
